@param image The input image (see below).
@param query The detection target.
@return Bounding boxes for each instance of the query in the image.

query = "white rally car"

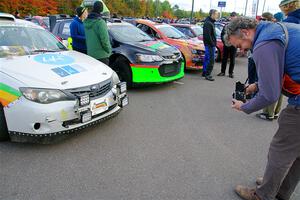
[0,13,128,143]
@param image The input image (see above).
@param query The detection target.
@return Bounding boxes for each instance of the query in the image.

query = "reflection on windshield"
[191,27,203,36]
[109,25,154,43]
[156,25,186,39]
[0,26,66,58]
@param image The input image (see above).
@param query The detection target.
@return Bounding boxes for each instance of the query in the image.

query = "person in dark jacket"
[280,0,300,24]
[70,6,88,54]
[217,12,237,78]
[202,9,219,81]
[83,1,112,65]
[227,17,300,200]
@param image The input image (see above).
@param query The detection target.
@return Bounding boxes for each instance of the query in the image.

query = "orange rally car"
[136,19,205,70]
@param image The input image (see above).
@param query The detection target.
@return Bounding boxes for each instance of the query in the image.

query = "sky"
[167,0,283,17]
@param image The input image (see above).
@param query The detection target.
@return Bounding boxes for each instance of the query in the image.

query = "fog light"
[79,94,90,106]
[117,82,127,94]
[81,111,92,123]
[120,96,128,107]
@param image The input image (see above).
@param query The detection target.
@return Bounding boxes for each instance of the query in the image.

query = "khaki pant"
[262,94,284,118]
[256,105,300,200]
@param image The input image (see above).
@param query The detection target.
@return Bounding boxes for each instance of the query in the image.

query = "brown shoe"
[256,177,263,185]
[235,185,261,200]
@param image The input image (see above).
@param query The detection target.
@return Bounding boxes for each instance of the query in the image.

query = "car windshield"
[191,26,203,36]
[43,17,50,27]
[156,25,187,39]
[109,25,154,43]
[215,27,221,38]
[0,26,67,58]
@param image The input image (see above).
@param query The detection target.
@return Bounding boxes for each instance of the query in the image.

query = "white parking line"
[174,81,184,85]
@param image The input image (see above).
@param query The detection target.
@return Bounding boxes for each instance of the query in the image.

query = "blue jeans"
[203,46,216,76]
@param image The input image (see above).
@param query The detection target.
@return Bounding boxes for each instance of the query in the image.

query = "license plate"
[90,98,108,116]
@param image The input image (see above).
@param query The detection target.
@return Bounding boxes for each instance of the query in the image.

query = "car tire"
[216,48,221,62]
[0,104,9,141]
[111,57,132,87]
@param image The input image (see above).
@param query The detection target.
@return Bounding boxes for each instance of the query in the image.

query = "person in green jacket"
[83,1,112,65]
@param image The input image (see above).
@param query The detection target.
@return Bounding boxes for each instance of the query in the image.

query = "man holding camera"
[226,17,300,200]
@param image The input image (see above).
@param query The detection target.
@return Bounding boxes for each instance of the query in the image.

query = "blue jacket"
[253,22,300,105]
[284,9,300,24]
[70,17,87,51]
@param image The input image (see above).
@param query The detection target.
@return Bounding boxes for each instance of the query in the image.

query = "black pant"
[247,57,258,84]
[98,58,110,65]
[73,47,87,55]
[221,45,236,75]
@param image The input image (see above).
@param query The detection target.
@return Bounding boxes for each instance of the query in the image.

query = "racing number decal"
[0,83,21,107]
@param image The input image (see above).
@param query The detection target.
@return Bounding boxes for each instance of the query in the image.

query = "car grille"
[66,80,112,99]
[162,52,181,60]
[158,62,182,77]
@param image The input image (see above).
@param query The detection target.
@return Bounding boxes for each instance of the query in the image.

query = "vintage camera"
[232,81,247,102]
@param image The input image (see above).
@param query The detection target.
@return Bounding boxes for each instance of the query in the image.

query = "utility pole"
[262,0,266,13]
[190,0,195,24]
[210,0,212,10]
[255,0,260,18]
[244,0,249,16]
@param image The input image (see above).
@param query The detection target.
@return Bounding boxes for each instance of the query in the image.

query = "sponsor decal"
[0,83,21,107]
[51,65,82,77]
[34,54,75,65]
[144,41,170,51]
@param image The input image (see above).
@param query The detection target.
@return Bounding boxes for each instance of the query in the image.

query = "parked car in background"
[171,24,224,62]
[0,13,128,143]
[136,19,205,70]
[52,19,184,86]
[25,16,50,31]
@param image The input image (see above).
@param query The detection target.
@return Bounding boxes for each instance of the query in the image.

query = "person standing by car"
[202,9,219,81]
[279,0,300,24]
[70,6,88,54]
[83,1,112,65]
[256,12,284,121]
[217,12,237,78]
[227,17,300,200]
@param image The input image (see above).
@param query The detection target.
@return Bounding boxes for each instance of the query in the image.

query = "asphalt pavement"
[0,57,299,200]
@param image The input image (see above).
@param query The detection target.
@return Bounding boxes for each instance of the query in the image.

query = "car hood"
[0,51,113,89]
[125,40,179,56]
[167,38,204,51]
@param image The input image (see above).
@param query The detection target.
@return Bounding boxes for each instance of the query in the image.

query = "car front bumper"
[130,61,184,83]
[4,82,128,142]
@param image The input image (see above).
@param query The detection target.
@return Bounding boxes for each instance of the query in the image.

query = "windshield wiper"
[169,36,181,39]
[31,49,58,53]
[139,39,154,42]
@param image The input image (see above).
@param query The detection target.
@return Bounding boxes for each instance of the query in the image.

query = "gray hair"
[223,17,258,46]
[209,9,218,17]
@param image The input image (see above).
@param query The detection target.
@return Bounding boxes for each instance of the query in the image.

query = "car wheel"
[111,57,132,87]
[0,104,9,141]
[216,48,221,62]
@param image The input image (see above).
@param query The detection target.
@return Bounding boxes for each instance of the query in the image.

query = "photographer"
[225,17,300,200]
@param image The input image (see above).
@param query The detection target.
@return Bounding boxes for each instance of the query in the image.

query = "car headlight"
[191,49,198,54]
[112,71,120,85]
[136,54,163,62]
[19,88,75,104]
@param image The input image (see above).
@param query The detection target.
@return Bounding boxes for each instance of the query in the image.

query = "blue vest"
[253,22,300,105]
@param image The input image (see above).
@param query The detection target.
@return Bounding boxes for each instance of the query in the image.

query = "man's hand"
[232,99,244,111]
[245,83,258,95]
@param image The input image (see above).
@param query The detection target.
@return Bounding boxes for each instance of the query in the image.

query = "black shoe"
[229,74,234,78]
[205,75,215,81]
[202,72,206,77]
[256,113,274,121]
[217,72,225,76]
